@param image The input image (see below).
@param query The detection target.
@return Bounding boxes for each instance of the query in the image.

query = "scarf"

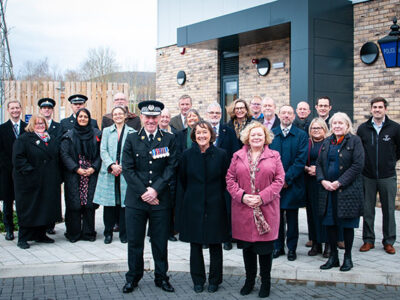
[73,108,95,161]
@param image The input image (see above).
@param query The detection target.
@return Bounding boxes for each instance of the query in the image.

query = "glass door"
[221,76,238,122]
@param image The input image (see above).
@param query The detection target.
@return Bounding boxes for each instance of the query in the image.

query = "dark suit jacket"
[122,128,177,210]
[47,120,62,143]
[216,124,240,163]
[170,114,185,131]
[60,115,98,134]
[0,119,27,199]
[101,112,141,131]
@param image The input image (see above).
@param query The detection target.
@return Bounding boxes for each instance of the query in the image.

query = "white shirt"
[144,129,158,141]
[11,119,21,135]
[180,114,187,128]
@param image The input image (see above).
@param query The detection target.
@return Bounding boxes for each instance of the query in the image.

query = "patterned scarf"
[233,119,247,139]
[35,131,51,145]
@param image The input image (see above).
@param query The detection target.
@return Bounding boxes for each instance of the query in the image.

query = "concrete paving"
[0,207,399,286]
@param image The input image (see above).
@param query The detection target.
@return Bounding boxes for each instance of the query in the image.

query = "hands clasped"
[321,180,341,191]
[77,167,95,177]
[141,187,159,205]
[243,194,262,208]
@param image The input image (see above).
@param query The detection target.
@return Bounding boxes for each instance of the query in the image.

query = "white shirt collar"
[144,128,158,140]
[181,114,187,128]
[280,124,292,132]
[11,119,21,127]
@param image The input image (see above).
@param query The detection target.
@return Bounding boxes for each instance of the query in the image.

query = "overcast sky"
[5,0,157,75]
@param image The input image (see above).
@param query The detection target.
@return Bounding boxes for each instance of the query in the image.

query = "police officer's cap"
[68,94,88,104]
[38,98,56,108]
[138,100,164,116]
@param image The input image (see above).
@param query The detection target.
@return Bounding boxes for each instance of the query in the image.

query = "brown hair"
[25,114,48,132]
[226,98,252,120]
[370,96,388,108]
[190,120,216,145]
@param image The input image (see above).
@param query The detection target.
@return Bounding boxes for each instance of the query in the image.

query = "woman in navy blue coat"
[316,112,364,272]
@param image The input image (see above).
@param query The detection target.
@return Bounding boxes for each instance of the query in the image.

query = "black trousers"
[18,225,47,243]
[190,243,222,286]
[243,248,272,284]
[103,205,126,240]
[65,205,96,241]
[2,198,14,232]
[274,209,299,251]
[125,207,169,283]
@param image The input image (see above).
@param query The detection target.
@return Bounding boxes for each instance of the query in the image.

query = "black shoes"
[320,254,340,270]
[168,236,178,242]
[287,250,297,261]
[340,255,353,272]
[194,284,203,293]
[46,228,56,235]
[104,235,112,244]
[240,279,255,295]
[35,236,55,243]
[120,238,127,244]
[208,284,218,293]
[81,236,96,242]
[122,281,138,293]
[155,279,174,292]
[17,241,30,249]
[223,242,232,250]
[5,231,14,241]
[272,248,285,258]
[323,243,331,258]
[259,282,271,298]
[308,243,322,256]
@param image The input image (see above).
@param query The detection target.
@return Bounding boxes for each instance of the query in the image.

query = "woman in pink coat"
[226,122,285,298]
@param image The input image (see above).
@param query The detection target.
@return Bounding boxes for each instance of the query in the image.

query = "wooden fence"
[2,81,130,127]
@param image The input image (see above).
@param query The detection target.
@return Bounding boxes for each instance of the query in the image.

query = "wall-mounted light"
[378,17,400,68]
[251,58,259,64]
[179,47,186,55]
[256,58,271,76]
[177,70,186,85]
[360,42,379,65]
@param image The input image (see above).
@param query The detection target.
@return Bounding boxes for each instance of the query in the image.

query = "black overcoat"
[12,132,62,226]
[316,134,365,219]
[176,143,230,244]
[60,128,102,210]
[0,120,27,200]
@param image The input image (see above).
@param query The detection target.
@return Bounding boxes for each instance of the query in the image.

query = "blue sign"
[25,114,32,123]
[380,41,398,67]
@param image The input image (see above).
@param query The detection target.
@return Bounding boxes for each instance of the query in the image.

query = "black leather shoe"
[36,235,55,243]
[208,284,218,293]
[272,248,285,258]
[259,282,271,298]
[194,284,203,293]
[202,244,209,249]
[46,228,56,235]
[168,236,177,242]
[17,241,30,249]
[120,238,127,244]
[320,254,340,270]
[82,236,96,242]
[240,279,255,295]
[122,281,138,293]
[340,255,353,272]
[5,231,14,241]
[155,279,174,292]
[223,242,232,250]
[287,250,297,261]
[104,235,112,244]
[308,243,322,256]
[323,243,331,258]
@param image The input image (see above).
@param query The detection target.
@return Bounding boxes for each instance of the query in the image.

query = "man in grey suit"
[169,95,192,131]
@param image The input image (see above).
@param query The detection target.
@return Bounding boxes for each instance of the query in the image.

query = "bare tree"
[18,58,52,80]
[80,46,119,82]
[64,69,83,81]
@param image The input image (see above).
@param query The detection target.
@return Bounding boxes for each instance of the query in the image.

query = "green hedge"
[0,210,19,232]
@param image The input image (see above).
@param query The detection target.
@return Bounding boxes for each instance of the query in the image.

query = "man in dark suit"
[38,97,62,235]
[169,94,192,131]
[60,94,98,133]
[207,102,240,250]
[261,97,280,130]
[293,101,311,133]
[0,100,27,240]
[122,100,177,294]
[102,92,141,130]
[270,105,308,261]
[315,96,332,127]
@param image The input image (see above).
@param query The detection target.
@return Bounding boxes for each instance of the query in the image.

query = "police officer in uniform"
[60,94,98,133]
[122,100,177,294]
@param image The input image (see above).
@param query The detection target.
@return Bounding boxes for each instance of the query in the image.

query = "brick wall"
[156,46,219,118]
[239,38,291,108]
[354,0,400,207]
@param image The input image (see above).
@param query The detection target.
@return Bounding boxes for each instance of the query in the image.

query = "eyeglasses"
[235,107,246,111]
[114,98,126,101]
[311,127,323,131]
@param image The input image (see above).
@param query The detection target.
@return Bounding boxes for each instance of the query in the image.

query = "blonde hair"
[328,112,355,135]
[7,100,22,109]
[240,121,274,145]
[308,117,329,137]
[226,98,252,120]
[25,114,48,132]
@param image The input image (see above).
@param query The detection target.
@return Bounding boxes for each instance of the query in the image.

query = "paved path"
[1,271,399,300]
[0,208,399,286]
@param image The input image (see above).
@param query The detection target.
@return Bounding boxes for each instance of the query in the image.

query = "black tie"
[149,134,154,142]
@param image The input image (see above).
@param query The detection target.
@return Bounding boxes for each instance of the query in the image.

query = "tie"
[213,126,217,134]
[282,128,289,137]
[13,124,19,138]
[149,134,154,142]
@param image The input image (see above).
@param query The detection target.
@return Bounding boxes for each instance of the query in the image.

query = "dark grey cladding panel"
[314,19,353,41]
[314,56,353,76]
[314,74,353,93]
[314,38,353,58]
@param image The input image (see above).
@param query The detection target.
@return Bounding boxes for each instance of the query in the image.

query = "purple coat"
[226,145,285,242]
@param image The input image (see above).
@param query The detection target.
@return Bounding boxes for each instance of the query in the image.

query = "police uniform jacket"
[122,128,177,211]
[60,115,99,134]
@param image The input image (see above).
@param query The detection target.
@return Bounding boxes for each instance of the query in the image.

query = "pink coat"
[226,145,285,242]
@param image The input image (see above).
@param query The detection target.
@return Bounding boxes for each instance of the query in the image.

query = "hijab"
[73,108,95,161]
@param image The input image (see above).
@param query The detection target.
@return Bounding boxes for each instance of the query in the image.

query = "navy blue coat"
[270,125,308,209]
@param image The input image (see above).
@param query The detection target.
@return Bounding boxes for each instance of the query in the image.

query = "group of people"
[0,92,399,298]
